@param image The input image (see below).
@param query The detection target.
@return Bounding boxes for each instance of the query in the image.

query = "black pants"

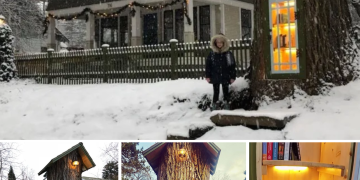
[213,83,230,103]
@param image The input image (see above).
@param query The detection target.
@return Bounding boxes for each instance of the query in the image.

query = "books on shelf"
[273,143,278,160]
[278,143,284,160]
[263,142,301,161]
[277,14,290,24]
[263,142,267,160]
[284,142,290,160]
[267,143,273,160]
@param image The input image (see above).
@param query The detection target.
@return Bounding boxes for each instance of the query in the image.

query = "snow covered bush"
[0,19,16,82]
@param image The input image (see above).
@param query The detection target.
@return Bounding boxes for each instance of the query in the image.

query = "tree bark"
[157,143,211,180]
[250,0,359,105]
[46,151,83,180]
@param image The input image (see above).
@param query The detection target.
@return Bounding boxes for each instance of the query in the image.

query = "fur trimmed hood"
[210,34,230,53]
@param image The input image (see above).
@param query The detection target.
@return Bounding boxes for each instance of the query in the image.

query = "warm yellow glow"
[271,3,277,8]
[274,23,296,28]
[0,19,4,25]
[275,166,308,171]
[281,65,291,70]
[288,1,295,6]
[274,65,279,71]
[282,1,295,7]
[274,48,296,53]
[285,48,297,53]
[178,148,186,156]
[72,161,79,166]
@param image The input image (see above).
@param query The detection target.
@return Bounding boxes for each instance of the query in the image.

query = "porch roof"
[47,0,253,11]
[47,0,122,11]
[38,142,96,176]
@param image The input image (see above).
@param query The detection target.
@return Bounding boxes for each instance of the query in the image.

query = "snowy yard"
[0,78,360,140]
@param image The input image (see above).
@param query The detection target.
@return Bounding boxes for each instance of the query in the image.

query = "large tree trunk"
[157,143,211,180]
[46,151,83,180]
[249,0,359,105]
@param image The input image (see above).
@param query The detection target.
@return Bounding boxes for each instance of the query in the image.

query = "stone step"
[165,121,214,140]
[210,110,299,130]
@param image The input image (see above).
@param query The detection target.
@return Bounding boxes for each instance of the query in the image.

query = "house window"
[241,9,252,39]
[193,7,198,41]
[119,16,128,46]
[164,10,173,43]
[175,9,184,42]
[95,17,118,47]
[143,13,158,45]
[269,0,299,74]
[199,5,210,41]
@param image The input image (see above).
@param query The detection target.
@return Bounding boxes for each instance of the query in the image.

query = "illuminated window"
[269,0,299,74]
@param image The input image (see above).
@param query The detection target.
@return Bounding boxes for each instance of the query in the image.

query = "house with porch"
[46,0,254,50]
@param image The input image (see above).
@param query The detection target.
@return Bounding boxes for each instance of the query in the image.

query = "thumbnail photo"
[121,142,246,180]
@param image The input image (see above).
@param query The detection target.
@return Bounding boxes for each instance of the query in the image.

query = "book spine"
[273,143,278,160]
[278,14,281,24]
[262,143,267,160]
[282,35,287,47]
[278,143,284,160]
[297,143,301,161]
[267,142,273,160]
[284,142,290,160]
[289,143,293,160]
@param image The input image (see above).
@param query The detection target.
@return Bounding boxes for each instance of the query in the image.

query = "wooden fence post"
[102,44,109,83]
[47,48,54,84]
[170,39,178,80]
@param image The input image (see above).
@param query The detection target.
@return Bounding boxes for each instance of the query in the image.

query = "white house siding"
[215,5,222,35]
[224,5,240,40]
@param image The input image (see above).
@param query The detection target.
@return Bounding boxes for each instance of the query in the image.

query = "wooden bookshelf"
[262,160,345,177]
[256,143,352,180]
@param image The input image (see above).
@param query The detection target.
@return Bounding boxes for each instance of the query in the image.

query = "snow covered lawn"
[0,78,360,140]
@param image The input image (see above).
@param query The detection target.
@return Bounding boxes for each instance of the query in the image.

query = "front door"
[143,13,158,45]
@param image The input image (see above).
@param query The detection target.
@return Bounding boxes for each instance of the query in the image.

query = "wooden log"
[210,111,299,130]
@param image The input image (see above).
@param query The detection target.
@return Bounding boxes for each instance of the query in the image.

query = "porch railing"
[14,38,252,84]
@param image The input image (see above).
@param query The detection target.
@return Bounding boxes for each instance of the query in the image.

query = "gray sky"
[14,141,116,180]
[139,142,246,180]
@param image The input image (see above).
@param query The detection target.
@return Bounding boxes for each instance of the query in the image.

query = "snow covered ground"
[0,78,360,140]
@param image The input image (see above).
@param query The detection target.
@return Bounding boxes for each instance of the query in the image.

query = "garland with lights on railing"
[43,0,192,35]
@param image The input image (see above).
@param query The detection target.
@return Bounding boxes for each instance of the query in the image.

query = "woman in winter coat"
[205,33,236,110]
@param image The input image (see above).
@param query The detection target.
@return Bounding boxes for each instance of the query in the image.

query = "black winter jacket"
[205,51,236,84]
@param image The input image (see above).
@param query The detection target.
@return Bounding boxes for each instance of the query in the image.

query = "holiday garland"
[43,0,192,35]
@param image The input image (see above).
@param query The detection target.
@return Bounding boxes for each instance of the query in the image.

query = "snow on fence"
[14,39,252,84]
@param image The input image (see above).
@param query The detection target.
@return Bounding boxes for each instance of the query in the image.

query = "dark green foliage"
[197,88,256,111]
[121,143,152,180]
[8,166,16,180]
[0,22,16,81]
[102,161,118,180]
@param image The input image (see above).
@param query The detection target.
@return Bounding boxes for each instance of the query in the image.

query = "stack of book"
[262,142,301,160]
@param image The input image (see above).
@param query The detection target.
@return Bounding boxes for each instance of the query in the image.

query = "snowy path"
[0,79,360,140]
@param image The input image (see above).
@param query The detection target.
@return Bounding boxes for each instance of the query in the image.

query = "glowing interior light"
[284,1,295,7]
[275,166,308,170]
[72,161,79,166]
[0,19,4,25]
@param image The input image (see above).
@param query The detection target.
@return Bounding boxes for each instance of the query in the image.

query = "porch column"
[220,4,226,34]
[184,0,194,43]
[131,7,142,46]
[85,13,95,49]
[47,17,56,50]
[210,5,216,37]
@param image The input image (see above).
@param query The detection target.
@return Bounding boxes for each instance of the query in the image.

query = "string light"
[43,0,192,34]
